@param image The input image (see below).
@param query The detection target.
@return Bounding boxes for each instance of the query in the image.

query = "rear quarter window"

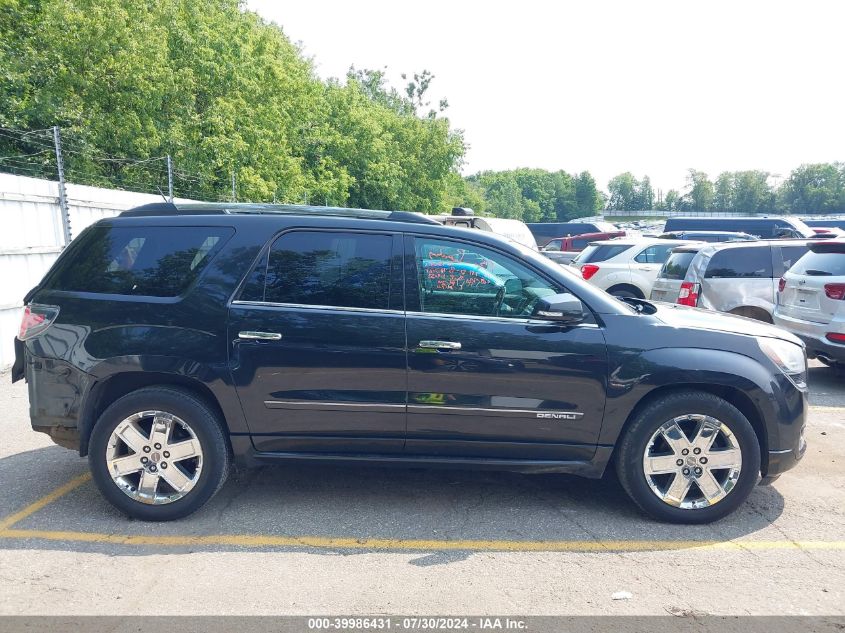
[44,225,233,297]
[704,246,773,279]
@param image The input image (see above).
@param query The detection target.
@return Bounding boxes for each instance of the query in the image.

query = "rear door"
[403,234,608,461]
[701,246,774,312]
[229,229,407,454]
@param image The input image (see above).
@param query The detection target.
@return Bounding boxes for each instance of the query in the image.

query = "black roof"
[120,202,441,225]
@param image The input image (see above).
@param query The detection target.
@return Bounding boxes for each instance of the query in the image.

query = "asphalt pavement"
[0,360,843,616]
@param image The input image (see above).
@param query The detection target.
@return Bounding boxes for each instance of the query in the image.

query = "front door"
[229,229,406,454]
[404,235,608,460]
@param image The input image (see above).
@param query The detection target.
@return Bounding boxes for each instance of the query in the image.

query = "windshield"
[785,218,816,238]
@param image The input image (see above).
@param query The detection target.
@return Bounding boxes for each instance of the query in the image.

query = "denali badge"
[537,412,584,420]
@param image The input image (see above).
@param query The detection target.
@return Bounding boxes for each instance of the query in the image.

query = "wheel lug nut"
[143,446,151,453]
[140,456,149,464]
[149,465,157,473]
[682,467,690,476]
[676,459,684,466]
[681,449,689,455]
[693,448,701,455]
[163,451,170,458]
[154,443,162,450]
[694,467,702,475]
[700,457,708,464]
[161,462,167,469]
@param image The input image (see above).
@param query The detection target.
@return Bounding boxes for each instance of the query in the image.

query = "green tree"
[683,169,714,212]
[574,171,602,215]
[0,0,466,209]
[779,163,845,214]
[607,172,638,211]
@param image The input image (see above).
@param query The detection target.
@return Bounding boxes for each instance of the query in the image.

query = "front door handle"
[238,331,282,341]
[418,340,461,350]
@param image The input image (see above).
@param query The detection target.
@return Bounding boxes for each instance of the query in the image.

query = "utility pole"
[166,154,174,202]
[52,126,72,246]
[231,170,236,202]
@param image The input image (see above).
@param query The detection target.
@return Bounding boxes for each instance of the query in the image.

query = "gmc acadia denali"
[12,203,808,523]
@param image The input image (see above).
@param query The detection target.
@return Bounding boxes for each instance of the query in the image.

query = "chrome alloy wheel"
[642,415,742,509]
[106,410,203,505]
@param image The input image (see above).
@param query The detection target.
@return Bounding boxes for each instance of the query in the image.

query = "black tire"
[615,390,761,524]
[88,386,230,521]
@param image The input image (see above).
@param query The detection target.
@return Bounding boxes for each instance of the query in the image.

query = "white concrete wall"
[0,172,192,368]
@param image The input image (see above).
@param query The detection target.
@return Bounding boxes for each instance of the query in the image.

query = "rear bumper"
[774,312,845,363]
[22,347,93,450]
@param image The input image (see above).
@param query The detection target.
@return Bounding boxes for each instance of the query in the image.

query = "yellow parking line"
[0,528,843,552]
[0,472,91,530]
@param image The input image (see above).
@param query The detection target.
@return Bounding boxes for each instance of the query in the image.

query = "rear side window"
[45,226,233,297]
[577,244,634,264]
[241,231,393,310]
[634,244,677,264]
[660,251,698,280]
[705,247,773,279]
[792,251,845,276]
[571,238,590,250]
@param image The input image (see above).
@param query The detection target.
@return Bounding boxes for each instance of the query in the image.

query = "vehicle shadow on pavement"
[0,445,786,559]
[807,364,845,407]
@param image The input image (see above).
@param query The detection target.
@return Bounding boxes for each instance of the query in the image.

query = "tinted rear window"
[705,247,773,279]
[577,244,634,263]
[660,251,697,280]
[241,231,393,309]
[45,226,233,297]
[792,251,845,276]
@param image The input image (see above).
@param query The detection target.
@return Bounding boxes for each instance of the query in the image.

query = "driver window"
[414,238,560,318]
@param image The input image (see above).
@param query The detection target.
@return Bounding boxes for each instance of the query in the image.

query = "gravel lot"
[0,361,843,616]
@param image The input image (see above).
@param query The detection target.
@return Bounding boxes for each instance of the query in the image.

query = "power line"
[0,149,53,162]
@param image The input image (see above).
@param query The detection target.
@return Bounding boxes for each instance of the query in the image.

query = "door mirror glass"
[533,293,585,324]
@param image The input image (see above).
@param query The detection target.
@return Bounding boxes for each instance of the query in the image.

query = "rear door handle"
[418,340,461,350]
[238,331,282,341]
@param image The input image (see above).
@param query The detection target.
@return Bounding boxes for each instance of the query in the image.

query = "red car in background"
[541,231,627,265]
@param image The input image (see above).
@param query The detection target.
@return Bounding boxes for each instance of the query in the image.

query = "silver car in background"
[650,240,810,322]
[774,240,845,369]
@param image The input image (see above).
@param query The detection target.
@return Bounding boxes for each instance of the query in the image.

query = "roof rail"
[120,202,442,225]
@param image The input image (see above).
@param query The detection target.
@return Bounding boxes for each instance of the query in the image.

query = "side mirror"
[533,292,586,324]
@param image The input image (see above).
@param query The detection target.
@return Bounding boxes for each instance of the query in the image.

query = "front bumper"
[774,312,845,363]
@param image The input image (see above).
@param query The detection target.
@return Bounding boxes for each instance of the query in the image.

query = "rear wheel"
[615,391,760,523]
[88,386,230,521]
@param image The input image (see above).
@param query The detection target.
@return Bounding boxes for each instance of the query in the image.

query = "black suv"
[12,203,808,523]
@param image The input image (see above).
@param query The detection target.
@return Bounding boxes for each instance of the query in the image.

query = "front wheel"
[615,391,761,523]
[88,386,230,521]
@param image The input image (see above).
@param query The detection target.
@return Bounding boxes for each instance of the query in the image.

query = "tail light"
[677,281,700,307]
[778,277,786,293]
[826,332,845,344]
[581,264,600,280]
[824,283,845,300]
[18,304,60,341]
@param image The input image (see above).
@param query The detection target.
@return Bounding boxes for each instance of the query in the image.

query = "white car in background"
[774,240,845,370]
[570,238,699,299]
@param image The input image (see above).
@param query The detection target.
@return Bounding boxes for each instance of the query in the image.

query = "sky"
[247,0,845,195]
